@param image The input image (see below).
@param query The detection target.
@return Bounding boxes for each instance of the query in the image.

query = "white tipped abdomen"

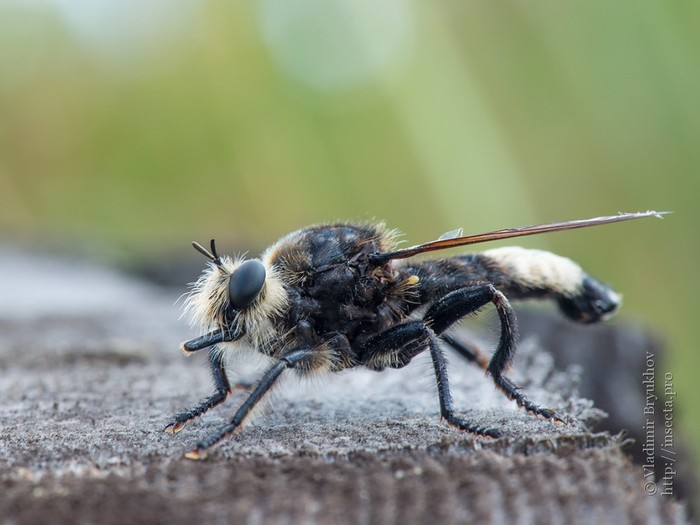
[482,247,585,297]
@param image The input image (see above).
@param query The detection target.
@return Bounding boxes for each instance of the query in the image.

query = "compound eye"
[228,259,266,309]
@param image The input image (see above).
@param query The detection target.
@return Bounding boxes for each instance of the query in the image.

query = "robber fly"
[164,211,667,459]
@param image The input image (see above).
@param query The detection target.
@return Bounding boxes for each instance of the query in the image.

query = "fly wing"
[370,211,669,263]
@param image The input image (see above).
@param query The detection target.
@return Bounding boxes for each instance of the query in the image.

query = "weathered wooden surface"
[0,249,690,524]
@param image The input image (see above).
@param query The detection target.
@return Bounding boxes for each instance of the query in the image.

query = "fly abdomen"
[407,247,620,323]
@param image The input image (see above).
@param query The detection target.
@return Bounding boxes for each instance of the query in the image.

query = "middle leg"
[185,347,315,459]
[358,321,501,437]
[426,284,561,421]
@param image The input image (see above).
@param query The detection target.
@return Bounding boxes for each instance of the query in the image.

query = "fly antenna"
[192,239,223,267]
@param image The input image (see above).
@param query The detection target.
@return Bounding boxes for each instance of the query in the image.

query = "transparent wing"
[371,211,669,263]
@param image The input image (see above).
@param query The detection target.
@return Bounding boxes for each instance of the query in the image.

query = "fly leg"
[358,322,501,437]
[184,347,314,460]
[426,284,561,421]
[164,348,232,434]
[441,333,489,370]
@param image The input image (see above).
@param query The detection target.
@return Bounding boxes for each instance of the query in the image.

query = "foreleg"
[164,348,232,434]
[185,347,314,459]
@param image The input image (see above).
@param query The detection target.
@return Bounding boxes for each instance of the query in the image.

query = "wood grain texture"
[0,250,690,524]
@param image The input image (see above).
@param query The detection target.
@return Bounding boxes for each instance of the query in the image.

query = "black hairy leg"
[441,333,489,370]
[164,348,232,434]
[425,285,561,422]
[427,330,501,437]
[185,347,314,460]
[358,322,429,371]
[181,328,243,353]
[358,321,501,437]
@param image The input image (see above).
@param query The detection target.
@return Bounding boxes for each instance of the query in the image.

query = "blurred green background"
[1,0,698,472]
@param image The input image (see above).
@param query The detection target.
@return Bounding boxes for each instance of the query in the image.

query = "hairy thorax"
[262,223,414,349]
